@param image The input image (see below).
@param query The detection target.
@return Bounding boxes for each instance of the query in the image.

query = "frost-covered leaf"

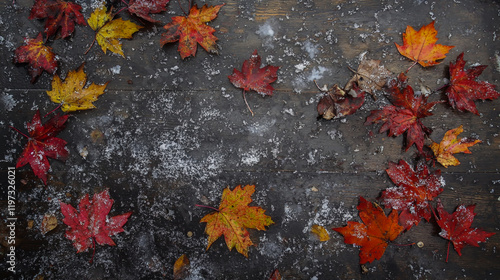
[128,0,170,23]
[13,33,58,83]
[345,56,393,95]
[29,0,86,39]
[317,83,365,120]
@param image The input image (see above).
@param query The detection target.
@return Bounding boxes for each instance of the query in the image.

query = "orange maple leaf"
[160,4,225,59]
[429,125,481,168]
[333,197,403,264]
[13,33,58,83]
[199,185,274,257]
[395,21,454,67]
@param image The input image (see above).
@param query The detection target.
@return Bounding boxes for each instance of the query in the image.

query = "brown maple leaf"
[161,4,224,59]
[333,197,404,264]
[344,55,393,96]
[29,0,86,39]
[365,73,442,153]
[198,185,274,257]
[380,160,444,230]
[434,199,495,262]
[173,254,190,280]
[316,82,366,120]
[445,53,500,115]
[228,50,280,116]
[13,33,58,83]
[60,189,132,262]
[395,21,454,69]
[11,110,68,184]
[429,125,481,168]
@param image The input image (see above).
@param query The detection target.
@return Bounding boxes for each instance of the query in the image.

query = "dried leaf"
[13,33,58,83]
[268,269,282,280]
[128,0,170,23]
[161,4,224,59]
[40,213,58,234]
[317,83,366,120]
[46,63,108,112]
[29,0,86,39]
[14,111,68,184]
[434,200,495,262]
[199,185,274,257]
[173,254,190,280]
[345,56,393,95]
[88,5,142,57]
[429,125,481,168]
[380,160,444,230]
[333,197,404,264]
[445,53,500,115]
[395,21,454,67]
[311,224,330,241]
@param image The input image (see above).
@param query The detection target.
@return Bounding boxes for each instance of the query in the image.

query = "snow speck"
[302,40,319,59]
[1,93,17,111]
[109,65,121,75]
[256,18,279,49]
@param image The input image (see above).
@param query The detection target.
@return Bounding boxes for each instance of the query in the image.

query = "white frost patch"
[109,65,121,75]
[1,93,17,111]
[302,40,319,59]
[292,66,330,93]
[256,18,279,49]
[307,66,329,82]
[247,118,276,136]
[240,147,265,166]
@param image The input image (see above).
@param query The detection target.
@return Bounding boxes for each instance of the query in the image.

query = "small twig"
[313,79,328,92]
[114,7,128,16]
[405,60,418,73]
[195,204,219,212]
[392,242,416,247]
[242,90,254,116]
[10,126,30,139]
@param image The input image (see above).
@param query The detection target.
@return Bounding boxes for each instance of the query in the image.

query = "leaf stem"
[195,204,219,212]
[43,104,62,118]
[84,35,96,55]
[115,7,128,16]
[446,241,450,263]
[392,242,416,247]
[177,0,188,16]
[9,126,30,139]
[90,237,96,264]
[405,60,418,73]
[242,90,254,116]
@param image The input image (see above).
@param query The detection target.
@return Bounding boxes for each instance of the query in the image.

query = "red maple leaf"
[13,33,58,83]
[160,4,224,59]
[12,110,68,184]
[434,199,495,262]
[60,189,132,262]
[333,197,404,264]
[228,50,280,115]
[128,0,170,23]
[380,160,443,230]
[445,52,500,115]
[365,73,442,153]
[29,0,86,39]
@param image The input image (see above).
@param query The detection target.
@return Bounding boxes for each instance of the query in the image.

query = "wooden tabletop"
[1,0,499,279]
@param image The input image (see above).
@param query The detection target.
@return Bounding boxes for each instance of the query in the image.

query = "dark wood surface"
[1,0,499,279]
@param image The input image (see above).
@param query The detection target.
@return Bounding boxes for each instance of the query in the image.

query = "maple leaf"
[434,199,495,262]
[29,0,86,39]
[60,189,132,260]
[365,73,442,153]
[317,83,366,120]
[395,21,454,68]
[12,110,68,184]
[228,50,280,115]
[128,0,170,23]
[87,4,142,57]
[333,197,404,264]
[444,53,500,115]
[160,4,224,59]
[199,185,274,257]
[429,125,481,168]
[46,63,108,112]
[344,55,393,96]
[380,160,444,230]
[13,33,58,83]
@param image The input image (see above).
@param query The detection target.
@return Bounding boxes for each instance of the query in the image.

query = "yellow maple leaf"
[87,5,142,57]
[311,224,330,242]
[199,185,274,257]
[429,125,481,168]
[46,64,108,112]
